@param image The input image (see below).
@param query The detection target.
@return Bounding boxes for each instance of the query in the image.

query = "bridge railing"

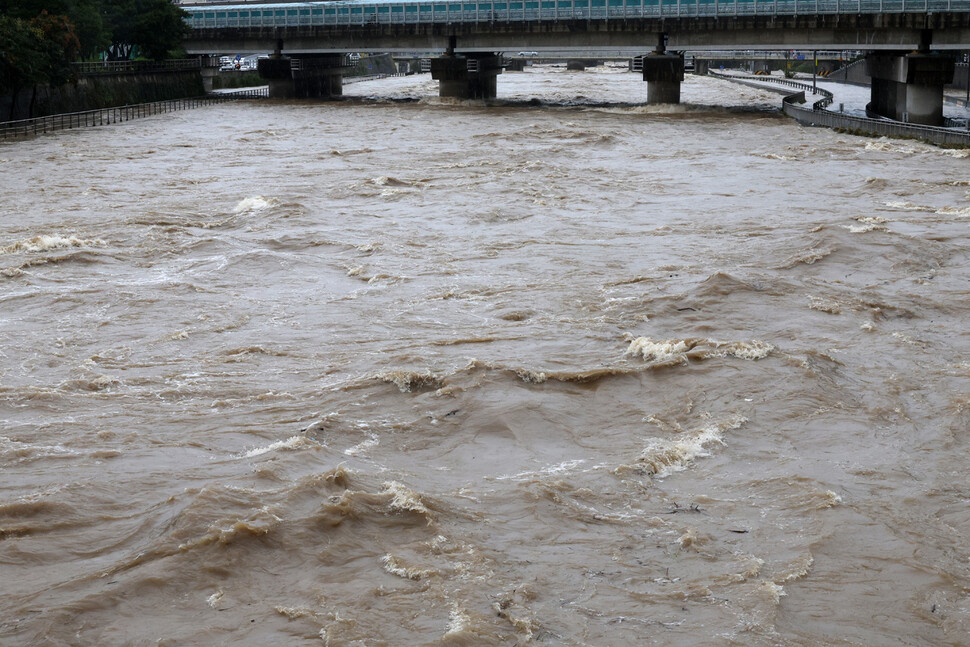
[185,0,970,29]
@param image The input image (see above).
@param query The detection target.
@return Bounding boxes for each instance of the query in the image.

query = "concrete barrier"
[783,97,970,146]
[712,70,970,146]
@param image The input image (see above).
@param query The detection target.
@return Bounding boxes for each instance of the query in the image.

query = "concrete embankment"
[1,69,205,122]
[712,70,970,146]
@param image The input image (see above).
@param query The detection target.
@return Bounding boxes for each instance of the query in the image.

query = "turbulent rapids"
[2,66,970,646]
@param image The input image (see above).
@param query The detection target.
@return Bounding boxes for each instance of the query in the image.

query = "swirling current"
[1,66,969,646]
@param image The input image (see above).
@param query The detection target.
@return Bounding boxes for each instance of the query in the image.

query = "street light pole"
[813,51,818,94]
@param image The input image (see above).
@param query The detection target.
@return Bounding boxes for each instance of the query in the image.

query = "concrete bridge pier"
[430,52,503,99]
[642,53,685,104]
[817,59,840,76]
[866,52,955,125]
[257,54,349,99]
[257,56,296,98]
[292,55,348,98]
[199,56,221,93]
[693,59,710,76]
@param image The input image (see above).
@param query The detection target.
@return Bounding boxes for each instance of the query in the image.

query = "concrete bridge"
[182,0,970,124]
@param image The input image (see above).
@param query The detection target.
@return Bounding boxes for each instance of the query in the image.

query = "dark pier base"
[430,53,503,99]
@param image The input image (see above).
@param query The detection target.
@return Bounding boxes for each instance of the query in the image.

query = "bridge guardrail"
[184,0,970,29]
[0,88,268,140]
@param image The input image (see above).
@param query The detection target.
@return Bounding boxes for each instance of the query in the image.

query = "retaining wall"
[713,69,970,146]
[0,70,205,122]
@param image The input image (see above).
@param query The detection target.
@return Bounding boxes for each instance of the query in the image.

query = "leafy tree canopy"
[103,0,189,61]
[0,11,79,94]
[0,0,188,65]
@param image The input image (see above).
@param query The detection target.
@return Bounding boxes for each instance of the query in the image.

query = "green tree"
[104,0,188,61]
[0,12,78,119]
[0,15,42,97]
[31,11,81,86]
[0,0,106,61]
[70,0,108,60]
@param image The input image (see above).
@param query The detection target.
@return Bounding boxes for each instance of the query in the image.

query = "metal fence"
[710,71,834,108]
[0,89,268,140]
[71,60,203,76]
[184,0,970,29]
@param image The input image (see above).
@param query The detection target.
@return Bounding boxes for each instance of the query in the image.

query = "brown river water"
[2,65,969,646]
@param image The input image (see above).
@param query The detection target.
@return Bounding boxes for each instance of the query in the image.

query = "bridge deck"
[185,0,970,29]
[183,0,970,52]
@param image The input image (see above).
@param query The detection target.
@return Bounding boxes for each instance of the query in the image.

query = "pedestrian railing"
[0,88,268,140]
[710,70,834,108]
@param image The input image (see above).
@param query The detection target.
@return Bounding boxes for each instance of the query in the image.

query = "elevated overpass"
[182,0,970,123]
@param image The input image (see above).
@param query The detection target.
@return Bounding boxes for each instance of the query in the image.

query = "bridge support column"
[292,55,348,98]
[257,54,349,99]
[693,59,710,76]
[258,56,296,98]
[430,52,502,99]
[752,60,771,74]
[865,53,955,125]
[199,56,220,93]
[642,53,684,104]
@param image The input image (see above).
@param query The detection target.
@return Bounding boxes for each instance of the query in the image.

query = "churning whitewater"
[1,65,969,646]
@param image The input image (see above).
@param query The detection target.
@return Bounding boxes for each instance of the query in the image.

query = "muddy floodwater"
[2,66,969,646]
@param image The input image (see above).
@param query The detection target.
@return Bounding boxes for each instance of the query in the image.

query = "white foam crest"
[626,337,773,362]
[237,435,318,458]
[495,459,587,481]
[865,141,917,154]
[625,337,690,362]
[634,415,746,477]
[206,590,224,608]
[1,234,104,254]
[232,196,275,213]
[381,554,436,580]
[761,581,787,603]
[934,205,970,217]
[444,603,472,638]
[382,480,434,521]
[712,340,774,361]
[883,200,934,212]
[809,297,842,315]
[344,435,379,456]
[845,215,887,233]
